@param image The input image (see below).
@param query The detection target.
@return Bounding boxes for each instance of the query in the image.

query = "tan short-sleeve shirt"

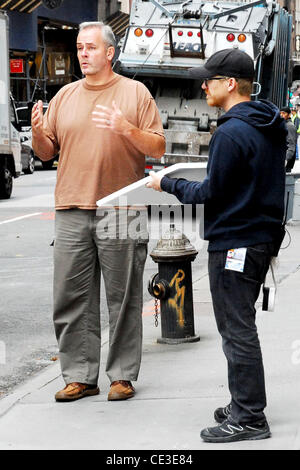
[43,74,164,209]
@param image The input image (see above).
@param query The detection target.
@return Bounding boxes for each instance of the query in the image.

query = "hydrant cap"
[150,224,198,261]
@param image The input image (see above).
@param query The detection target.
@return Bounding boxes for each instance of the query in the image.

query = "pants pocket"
[134,240,148,268]
[243,245,271,284]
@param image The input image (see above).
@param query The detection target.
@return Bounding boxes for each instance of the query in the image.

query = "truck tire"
[24,152,35,174]
[0,167,13,199]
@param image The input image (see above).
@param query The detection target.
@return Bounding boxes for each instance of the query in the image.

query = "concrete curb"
[0,361,61,419]
[0,328,110,419]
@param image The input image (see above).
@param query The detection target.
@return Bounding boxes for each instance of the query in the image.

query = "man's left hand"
[92,101,132,135]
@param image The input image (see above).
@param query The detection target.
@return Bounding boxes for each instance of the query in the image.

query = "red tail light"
[227,33,235,42]
[145,29,154,37]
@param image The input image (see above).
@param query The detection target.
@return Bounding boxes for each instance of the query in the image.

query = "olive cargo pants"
[53,209,148,385]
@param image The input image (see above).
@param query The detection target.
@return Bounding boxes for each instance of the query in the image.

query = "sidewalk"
[0,226,300,450]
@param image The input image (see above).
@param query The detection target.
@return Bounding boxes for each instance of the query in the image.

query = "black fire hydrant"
[148,224,200,344]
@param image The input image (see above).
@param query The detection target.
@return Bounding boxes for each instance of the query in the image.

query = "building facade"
[3,0,299,103]
[1,0,123,103]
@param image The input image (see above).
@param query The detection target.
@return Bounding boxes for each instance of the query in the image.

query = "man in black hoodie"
[147,49,286,443]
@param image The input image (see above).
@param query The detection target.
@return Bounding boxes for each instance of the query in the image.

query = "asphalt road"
[0,165,58,396]
[0,165,208,397]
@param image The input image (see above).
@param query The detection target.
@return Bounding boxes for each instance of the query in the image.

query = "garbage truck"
[0,10,21,198]
[117,0,292,172]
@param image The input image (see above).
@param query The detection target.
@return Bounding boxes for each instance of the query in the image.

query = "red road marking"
[142,299,159,317]
[38,212,55,220]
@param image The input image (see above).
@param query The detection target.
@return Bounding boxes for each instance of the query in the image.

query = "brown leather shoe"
[107,380,135,401]
[55,382,99,402]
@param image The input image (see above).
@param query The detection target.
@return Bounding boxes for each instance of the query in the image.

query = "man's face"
[76,27,114,76]
[201,76,229,108]
[280,111,289,120]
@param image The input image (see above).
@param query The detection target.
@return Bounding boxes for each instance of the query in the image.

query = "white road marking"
[0,212,42,225]
[0,193,54,207]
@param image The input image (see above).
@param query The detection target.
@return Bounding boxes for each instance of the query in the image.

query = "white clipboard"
[96,163,207,207]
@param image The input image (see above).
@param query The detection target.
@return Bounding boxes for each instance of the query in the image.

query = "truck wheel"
[24,152,35,174]
[0,168,13,199]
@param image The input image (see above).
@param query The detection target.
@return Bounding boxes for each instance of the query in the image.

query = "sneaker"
[55,382,99,402]
[214,404,232,423]
[108,380,135,401]
[200,418,271,443]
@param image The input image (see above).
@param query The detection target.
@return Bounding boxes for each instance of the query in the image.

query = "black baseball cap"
[280,106,291,114]
[189,48,255,80]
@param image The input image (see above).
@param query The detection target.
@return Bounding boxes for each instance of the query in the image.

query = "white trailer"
[0,10,21,199]
[118,0,292,173]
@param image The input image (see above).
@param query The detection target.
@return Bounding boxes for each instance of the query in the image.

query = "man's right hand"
[31,100,56,159]
[31,100,44,135]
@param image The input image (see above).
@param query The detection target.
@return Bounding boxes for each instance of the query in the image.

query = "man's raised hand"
[31,100,44,134]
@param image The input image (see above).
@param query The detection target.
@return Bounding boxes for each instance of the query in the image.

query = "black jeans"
[208,243,273,424]
[286,155,296,173]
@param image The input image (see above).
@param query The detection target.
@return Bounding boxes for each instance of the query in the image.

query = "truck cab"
[0,11,21,199]
[10,93,22,174]
[0,93,22,199]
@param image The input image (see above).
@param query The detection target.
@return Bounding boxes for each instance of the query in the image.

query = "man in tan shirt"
[32,22,165,402]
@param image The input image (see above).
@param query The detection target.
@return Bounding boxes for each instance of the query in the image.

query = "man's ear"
[227,77,238,93]
[107,46,115,62]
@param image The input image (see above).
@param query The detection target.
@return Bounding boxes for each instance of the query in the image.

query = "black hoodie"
[161,100,287,251]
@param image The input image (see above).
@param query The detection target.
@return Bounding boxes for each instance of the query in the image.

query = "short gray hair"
[79,22,116,48]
